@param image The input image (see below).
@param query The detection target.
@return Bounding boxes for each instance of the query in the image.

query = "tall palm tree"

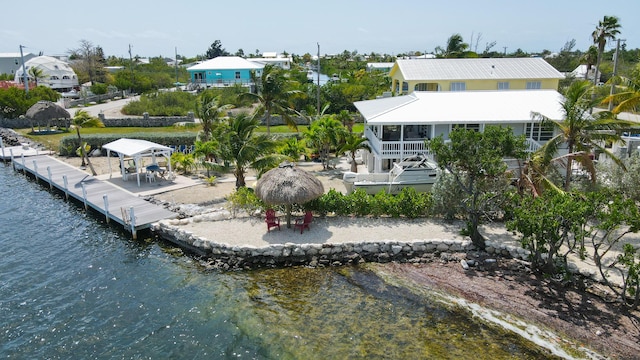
[195,90,233,142]
[240,64,302,135]
[532,80,633,190]
[70,110,104,176]
[592,15,621,87]
[219,113,284,188]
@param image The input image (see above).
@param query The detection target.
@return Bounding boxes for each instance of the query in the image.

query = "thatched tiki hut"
[25,100,70,133]
[255,162,324,227]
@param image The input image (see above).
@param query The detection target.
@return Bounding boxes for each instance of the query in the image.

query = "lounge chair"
[265,209,280,232]
[294,211,313,234]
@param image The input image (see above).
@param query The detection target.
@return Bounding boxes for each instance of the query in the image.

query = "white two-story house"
[356,57,566,172]
[355,90,565,173]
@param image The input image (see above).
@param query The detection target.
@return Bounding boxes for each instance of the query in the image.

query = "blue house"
[187,56,263,89]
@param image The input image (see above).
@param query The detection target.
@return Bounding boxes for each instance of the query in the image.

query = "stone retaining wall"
[151,212,533,271]
[98,112,195,127]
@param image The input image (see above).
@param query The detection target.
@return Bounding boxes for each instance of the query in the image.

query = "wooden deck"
[12,155,178,237]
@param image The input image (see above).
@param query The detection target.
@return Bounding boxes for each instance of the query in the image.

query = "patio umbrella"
[25,100,70,132]
[255,162,324,227]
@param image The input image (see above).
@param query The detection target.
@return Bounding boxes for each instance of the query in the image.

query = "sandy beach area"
[52,153,640,358]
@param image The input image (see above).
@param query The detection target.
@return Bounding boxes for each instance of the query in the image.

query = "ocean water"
[0,164,559,359]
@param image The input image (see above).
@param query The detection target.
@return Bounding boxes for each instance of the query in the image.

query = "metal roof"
[187,56,263,71]
[354,90,565,125]
[394,57,564,81]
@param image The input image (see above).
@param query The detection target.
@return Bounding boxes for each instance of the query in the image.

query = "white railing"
[368,134,543,159]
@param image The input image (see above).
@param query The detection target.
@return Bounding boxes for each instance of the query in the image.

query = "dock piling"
[47,166,53,189]
[81,183,88,210]
[103,194,110,224]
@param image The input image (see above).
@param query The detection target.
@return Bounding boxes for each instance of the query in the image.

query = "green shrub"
[122,91,197,116]
[226,187,263,217]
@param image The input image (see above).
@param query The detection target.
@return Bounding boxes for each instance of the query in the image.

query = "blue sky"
[3,0,638,59]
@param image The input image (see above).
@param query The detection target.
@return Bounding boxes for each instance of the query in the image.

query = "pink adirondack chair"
[294,211,313,234]
[265,209,280,232]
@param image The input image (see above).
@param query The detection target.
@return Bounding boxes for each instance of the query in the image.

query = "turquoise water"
[0,164,560,359]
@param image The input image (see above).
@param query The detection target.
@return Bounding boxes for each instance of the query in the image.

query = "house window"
[450,82,466,91]
[498,82,510,90]
[526,81,541,89]
[235,71,241,79]
[452,123,480,132]
[402,82,408,92]
[526,123,554,141]
[382,125,401,141]
[415,83,428,91]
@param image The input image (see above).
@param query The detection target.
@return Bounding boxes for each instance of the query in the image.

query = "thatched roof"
[25,101,70,121]
[255,162,324,205]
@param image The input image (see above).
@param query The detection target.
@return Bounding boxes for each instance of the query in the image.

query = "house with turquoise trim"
[187,56,263,90]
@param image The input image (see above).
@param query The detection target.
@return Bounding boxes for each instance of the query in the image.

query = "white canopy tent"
[103,138,174,187]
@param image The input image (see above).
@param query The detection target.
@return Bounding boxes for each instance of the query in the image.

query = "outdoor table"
[146,164,166,180]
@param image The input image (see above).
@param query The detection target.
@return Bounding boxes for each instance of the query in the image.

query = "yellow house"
[389,57,563,95]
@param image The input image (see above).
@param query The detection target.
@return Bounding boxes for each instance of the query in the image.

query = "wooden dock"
[11,154,177,238]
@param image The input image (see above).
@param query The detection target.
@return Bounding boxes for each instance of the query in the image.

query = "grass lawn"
[16,123,365,151]
[16,127,200,151]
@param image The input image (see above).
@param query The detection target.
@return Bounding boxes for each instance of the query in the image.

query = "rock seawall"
[151,212,533,270]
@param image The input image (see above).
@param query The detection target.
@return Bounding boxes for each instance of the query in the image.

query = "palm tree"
[70,110,104,176]
[532,80,634,190]
[219,113,284,188]
[592,15,621,87]
[28,67,45,87]
[304,115,345,170]
[338,133,370,172]
[580,46,599,81]
[195,90,233,142]
[604,76,640,113]
[444,33,469,58]
[240,64,302,135]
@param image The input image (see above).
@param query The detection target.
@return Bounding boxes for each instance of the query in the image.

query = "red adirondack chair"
[265,209,280,232]
[294,211,313,234]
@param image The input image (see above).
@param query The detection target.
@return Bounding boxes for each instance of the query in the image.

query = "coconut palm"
[532,80,634,190]
[592,15,621,87]
[28,67,45,87]
[580,46,599,81]
[604,76,640,113]
[70,109,104,176]
[444,33,469,58]
[338,133,370,172]
[195,90,233,142]
[240,64,302,135]
[219,113,285,188]
[304,115,346,170]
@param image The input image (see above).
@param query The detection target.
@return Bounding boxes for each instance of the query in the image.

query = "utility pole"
[175,46,179,89]
[608,38,626,111]
[128,44,134,95]
[19,45,28,93]
[316,42,320,118]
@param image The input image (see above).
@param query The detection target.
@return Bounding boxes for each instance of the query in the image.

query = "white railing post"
[81,183,88,210]
[47,166,53,189]
[63,175,69,200]
[103,194,110,223]
[32,160,38,183]
[129,207,137,239]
